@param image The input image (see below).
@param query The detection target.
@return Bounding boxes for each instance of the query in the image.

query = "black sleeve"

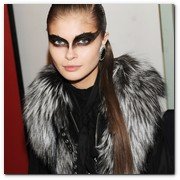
[27,146,51,174]
[144,110,174,174]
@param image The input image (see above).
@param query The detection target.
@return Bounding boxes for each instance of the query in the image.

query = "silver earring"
[99,45,106,61]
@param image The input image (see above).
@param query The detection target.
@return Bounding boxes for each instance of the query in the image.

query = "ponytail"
[100,40,134,174]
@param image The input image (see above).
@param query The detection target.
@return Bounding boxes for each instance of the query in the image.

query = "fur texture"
[23,54,165,174]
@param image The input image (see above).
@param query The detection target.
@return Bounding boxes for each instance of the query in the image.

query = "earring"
[99,45,106,61]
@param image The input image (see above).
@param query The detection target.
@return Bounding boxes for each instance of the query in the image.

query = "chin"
[62,73,85,82]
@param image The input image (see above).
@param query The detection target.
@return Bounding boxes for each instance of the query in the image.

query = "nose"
[65,46,77,61]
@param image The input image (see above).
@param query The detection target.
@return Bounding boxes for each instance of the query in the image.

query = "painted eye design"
[53,40,67,47]
[76,38,91,46]
[48,35,68,47]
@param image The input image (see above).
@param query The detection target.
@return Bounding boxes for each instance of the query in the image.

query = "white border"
[1,0,178,180]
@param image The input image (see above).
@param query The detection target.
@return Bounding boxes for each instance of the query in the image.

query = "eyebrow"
[74,31,100,42]
[48,30,100,45]
[48,34,68,45]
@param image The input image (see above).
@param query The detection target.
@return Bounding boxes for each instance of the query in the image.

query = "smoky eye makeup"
[48,35,68,47]
[73,31,100,46]
[48,30,100,47]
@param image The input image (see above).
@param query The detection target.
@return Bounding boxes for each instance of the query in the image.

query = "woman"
[23,4,172,174]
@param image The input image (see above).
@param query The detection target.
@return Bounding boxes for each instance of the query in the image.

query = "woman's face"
[48,12,108,88]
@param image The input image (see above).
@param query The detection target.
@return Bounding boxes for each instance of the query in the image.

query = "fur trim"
[23,65,76,174]
[23,54,165,174]
[113,55,165,173]
[96,128,114,174]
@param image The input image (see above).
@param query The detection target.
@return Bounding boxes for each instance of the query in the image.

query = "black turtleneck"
[68,84,95,130]
[66,76,101,174]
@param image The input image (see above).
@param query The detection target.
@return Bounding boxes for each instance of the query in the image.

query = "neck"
[70,66,99,89]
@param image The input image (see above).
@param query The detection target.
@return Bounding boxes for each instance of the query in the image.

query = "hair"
[47,4,133,174]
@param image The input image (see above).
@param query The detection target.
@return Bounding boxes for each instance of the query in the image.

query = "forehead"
[48,12,97,39]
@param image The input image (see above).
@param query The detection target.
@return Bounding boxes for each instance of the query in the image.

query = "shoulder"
[113,54,165,98]
[23,64,65,163]
[23,64,65,104]
[112,54,166,172]
[23,63,66,124]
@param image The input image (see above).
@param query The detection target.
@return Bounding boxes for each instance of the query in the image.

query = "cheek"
[79,46,100,64]
[49,47,65,67]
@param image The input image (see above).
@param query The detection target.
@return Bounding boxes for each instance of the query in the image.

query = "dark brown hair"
[47,4,133,174]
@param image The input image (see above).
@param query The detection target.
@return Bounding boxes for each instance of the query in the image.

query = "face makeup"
[48,13,108,88]
[48,30,100,48]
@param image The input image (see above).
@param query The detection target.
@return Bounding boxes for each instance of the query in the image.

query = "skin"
[48,12,109,89]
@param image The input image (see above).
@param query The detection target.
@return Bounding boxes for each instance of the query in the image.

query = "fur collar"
[23,54,165,174]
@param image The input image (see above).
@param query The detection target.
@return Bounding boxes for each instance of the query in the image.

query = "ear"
[102,32,109,45]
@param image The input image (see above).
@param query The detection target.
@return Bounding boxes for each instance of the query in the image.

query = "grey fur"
[23,54,165,174]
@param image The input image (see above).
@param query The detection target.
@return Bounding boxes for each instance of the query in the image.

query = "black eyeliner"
[48,31,100,47]
[48,34,68,46]
[73,31,100,45]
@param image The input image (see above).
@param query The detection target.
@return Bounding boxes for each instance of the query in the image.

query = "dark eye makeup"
[48,35,68,47]
[73,31,100,46]
[48,30,100,47]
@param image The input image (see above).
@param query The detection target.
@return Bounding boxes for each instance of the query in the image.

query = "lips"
[63,65,82,72]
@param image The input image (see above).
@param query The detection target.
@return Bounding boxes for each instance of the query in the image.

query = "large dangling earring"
[99,45,106,61]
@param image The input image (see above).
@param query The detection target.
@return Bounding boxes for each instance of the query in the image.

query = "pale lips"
[63,65,82,72]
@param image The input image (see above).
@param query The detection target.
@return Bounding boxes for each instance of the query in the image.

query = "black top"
[67,83,96,135]
[66,78,101,174]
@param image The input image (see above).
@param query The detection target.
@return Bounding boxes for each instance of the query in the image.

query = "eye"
[76,38,91,46]
[52,40,68,47]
